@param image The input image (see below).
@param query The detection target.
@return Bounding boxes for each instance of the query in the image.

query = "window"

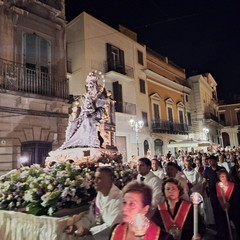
[139,79,146,93]
[23,32,51,73]
[153,103,160,121]
[106,43,125,74]
[21,141,52,167]
[113,81,123,112]
[137,50,143,65]
[237,111,240,125]
[167,107,173,122]
[143,140,149,156]
[179,110,184,124]
[187,112,192,126]
[142,112,148,127]
[219,113,225,124]
[185,95,189,102]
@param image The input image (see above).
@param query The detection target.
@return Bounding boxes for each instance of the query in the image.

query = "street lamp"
[203,127,209,141]
[129,119,144,156]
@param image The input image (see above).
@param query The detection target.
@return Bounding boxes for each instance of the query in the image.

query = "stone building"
[0,0,69,174]
[187,73,221,148]
[218,103,240,148]
[145,49,191,155]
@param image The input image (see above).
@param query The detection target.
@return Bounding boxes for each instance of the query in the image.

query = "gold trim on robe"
[110,222,160,240]
[158,201,191,239]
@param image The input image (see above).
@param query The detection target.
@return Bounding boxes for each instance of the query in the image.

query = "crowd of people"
[63,148,240,240]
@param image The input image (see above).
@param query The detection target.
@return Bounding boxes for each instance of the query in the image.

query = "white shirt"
[183,168,203,194]
[175,172,190,201]
[137,171,164,208]
[75,184,122,240]
[151,167,165,180]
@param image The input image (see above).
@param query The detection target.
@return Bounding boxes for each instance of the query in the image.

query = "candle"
[193,204,198,238]
[131,213,149,237]
[190,192,203,239]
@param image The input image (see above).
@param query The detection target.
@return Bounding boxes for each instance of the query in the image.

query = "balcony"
[152,120,190,135]
[204,112,219,123]
[104,61,134,83]
[0,58,69,99]
[116,101,136,115]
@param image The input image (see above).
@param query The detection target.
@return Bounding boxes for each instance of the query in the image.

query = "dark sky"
[65,0,240,103]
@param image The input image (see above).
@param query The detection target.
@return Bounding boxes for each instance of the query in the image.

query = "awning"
[167,140,211,148]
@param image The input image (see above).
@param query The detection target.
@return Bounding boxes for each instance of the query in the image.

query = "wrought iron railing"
[204,112,219,123]
[0,58,69,99]
[104,61,134,78]
[152,120,190,135]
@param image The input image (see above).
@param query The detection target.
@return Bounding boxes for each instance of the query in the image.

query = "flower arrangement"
[0,163,95,216]
[0,161,138,216]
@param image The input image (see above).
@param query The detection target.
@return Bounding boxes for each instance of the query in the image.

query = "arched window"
[21,141,52,167]
[143,140,149,156]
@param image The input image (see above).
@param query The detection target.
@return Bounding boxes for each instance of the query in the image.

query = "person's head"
[137,157,151,176]
[218,169,230,183]
[122,181,152,223]
[209,155,218,167]
[219,154,226,163]
[195,158,202,168]
[151,158,159,171]
[162,178,184,201]
[166,162,178,177]
[94,167,114,194]
[184,158,193,170]
[202,155,209,166]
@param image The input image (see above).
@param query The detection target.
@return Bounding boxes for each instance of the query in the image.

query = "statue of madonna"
[59,71,107,149]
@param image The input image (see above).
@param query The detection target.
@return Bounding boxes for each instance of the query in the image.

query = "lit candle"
[131,213,149,238]
[135,214,142,231]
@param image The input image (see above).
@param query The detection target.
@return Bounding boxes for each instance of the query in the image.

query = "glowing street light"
[129,119,144,156]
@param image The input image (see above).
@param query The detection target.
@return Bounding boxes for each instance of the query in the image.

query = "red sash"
[110,222,160,240]
[216,182,234,203]
[158,201,191,234]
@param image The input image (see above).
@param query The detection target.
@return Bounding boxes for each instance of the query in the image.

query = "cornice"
[145,69,191,94]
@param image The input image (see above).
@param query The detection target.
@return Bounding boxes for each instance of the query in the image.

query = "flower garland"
[0,161,138,216]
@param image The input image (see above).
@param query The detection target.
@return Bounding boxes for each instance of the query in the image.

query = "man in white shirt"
[137,157,163,211]
[183,158,203,194]
[65,167,122,240]
[151,158,165,180]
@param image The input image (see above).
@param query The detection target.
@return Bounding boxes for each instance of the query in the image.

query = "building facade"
[145,49,191,155]
[0,0,69,174]
[187,73,221,148]
[218,103,240,148]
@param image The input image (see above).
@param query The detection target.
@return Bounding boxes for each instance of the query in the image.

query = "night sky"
[65,0,240,103]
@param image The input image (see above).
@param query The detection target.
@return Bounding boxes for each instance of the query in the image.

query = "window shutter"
[106,43,112,71]
[119,49,125,74]
[113,81,123,112]
[26,33,37,67]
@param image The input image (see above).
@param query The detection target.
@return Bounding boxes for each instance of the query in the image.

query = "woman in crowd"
[194,158,204,177]
[216,169,240,239]
[229,156,240,185]
[109,181,174,240]
[152,178,205,240]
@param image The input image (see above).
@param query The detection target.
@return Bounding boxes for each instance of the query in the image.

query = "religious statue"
[59,71,109,149]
